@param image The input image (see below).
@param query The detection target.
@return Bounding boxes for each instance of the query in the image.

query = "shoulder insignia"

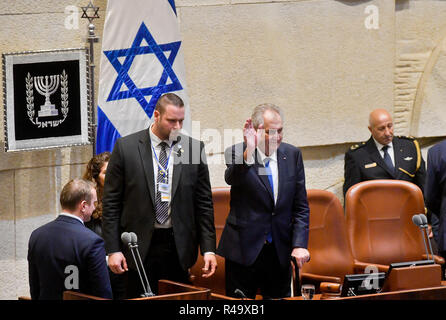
[397,135,415,140]
[350,142,366,151]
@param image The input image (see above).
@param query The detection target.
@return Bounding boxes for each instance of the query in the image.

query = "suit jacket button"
[272,212,276,216]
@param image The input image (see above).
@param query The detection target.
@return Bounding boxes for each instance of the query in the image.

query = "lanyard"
[151,143,173,179]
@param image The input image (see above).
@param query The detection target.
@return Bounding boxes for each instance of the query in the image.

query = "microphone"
[412,214,434,262]
[234,289,247,300]
[130,232,137,244]
[121,232,132,246]
[419,214,435,260]
[120,232,155,297]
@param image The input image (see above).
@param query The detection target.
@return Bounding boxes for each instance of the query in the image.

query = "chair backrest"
[345,180,426,265]
[301,189,355,281]
[189,187,230,294]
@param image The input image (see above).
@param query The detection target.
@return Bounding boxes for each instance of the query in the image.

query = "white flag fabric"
[96,0,190,153]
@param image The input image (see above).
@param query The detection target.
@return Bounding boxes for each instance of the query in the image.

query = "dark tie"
[264,159,273,243]
[155,142,169,224]
[382,145,394,172]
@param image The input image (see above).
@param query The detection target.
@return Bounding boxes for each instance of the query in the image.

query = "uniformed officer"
[343,108,425,196]
[343,108,439,249]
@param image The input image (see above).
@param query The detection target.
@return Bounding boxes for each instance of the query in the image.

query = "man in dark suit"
[425,140,446,259]
[28,179,112,300]
[102,93,217,297]
[217,104,310,299]
[343,109,426,196]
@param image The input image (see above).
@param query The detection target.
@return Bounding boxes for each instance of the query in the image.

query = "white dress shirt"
[149,124,175,228]
[373,138,395,167]
[149,125,215,256]
[251,148,279,204]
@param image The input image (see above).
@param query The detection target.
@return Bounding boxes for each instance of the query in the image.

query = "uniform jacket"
[343,136,426,196]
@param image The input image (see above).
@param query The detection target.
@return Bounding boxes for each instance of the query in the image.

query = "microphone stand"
[418,225,430,261]
[127,242,155,297]
[422,224,435,261]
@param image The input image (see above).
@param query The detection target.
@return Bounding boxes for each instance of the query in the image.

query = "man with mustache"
[343,108,426,196]
[343,109,438,245]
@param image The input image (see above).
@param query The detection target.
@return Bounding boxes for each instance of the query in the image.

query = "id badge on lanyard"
[153,144,172,202]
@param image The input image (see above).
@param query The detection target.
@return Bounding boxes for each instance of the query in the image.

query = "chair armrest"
[353,261,389,273]
[319,282,341,293]
[301,272,341,284]
[421,254,445,265]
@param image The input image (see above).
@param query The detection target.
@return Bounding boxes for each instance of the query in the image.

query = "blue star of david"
[104,22,183,118]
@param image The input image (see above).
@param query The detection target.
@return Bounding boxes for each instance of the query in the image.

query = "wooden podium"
[382,264,442,292]
[63,280,211,300]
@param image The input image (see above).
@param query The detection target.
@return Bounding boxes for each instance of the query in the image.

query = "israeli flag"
[96,0,190,153]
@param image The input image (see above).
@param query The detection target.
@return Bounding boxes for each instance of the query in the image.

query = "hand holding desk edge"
[121,232,155,297]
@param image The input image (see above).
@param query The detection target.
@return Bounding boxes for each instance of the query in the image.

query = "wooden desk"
[64,279,211,300]
[285,285,446,300]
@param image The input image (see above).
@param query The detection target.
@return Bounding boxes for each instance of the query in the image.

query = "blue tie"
[264,159,274,196]
[382,145,394,172]
[265,159,273,243]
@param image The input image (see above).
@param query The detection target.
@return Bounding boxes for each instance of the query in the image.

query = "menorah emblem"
[34,74,60,117]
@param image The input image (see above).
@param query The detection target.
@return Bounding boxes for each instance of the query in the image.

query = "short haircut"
[251,103,284,129]
[60,179,95,211]
[155,93,184,115]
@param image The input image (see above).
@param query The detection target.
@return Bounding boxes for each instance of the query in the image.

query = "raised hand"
[243,118,257,152]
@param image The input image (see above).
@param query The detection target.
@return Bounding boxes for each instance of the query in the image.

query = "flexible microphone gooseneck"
[412,214,434,260]
[418,214,435,260]
[129,232,154,296]
[412,215,429,261]
[121,232,155,297]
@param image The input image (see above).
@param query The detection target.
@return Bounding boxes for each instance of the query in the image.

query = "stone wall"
[0,0,445,299]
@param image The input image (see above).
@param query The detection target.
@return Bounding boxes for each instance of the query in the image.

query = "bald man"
[343,109,426,196]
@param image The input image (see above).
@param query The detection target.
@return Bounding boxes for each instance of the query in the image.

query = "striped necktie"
[155,142,169,224]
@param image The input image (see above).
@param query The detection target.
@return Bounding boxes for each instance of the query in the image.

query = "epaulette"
[350,142,366,151]
[397,135,415,140]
